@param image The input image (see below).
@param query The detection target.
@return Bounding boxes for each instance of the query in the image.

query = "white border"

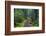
[11,5,42,31]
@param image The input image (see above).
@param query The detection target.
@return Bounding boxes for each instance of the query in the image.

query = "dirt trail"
[24,20,32,27]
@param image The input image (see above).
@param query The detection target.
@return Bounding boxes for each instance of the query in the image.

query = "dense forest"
[14,8,39,27]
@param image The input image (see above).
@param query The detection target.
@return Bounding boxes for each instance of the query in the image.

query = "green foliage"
[14,9,39,27]
[15,23,24,27]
